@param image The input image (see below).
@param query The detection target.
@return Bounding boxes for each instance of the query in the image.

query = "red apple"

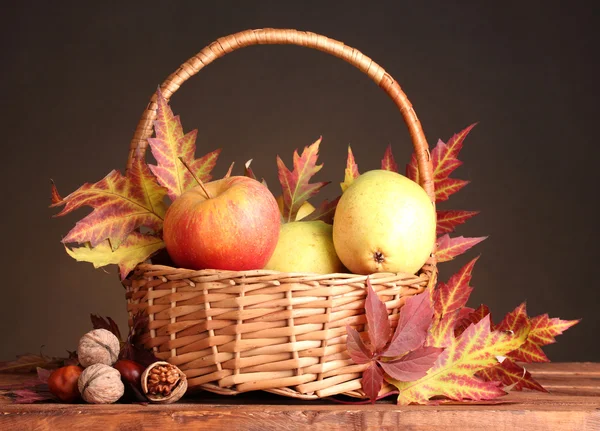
[163,176,281,271]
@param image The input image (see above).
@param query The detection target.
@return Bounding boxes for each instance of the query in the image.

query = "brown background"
[1,1,597,362]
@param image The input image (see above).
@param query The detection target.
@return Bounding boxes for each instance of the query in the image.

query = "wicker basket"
[123,28,437,400]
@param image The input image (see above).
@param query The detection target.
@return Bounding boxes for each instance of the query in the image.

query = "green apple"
[264,220,344,274]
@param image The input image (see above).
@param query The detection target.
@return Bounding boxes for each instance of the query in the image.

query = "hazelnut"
[77,328,120,367]
[47,365,83,402]
[141,361,187,404]
[78,363,124,404]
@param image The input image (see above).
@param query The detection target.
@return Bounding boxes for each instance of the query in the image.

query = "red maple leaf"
[428,258,478,347]
[498,304,580,363]
[147,88,220,201]
[454,304,492,337]
[276,137,330,222]
[436,210,480,236]
[381,144,398,172]
[478,358,547,393]
[346,279,442,403]
[436,234,487,263]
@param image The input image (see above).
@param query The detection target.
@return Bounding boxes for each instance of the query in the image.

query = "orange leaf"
[454,304,492,337]
[51,157,167,250]
[340,145,359,192]
[436,210,480,235]
[405,123,477,201]
[431,123,477,180]
[478,358,547,392]
[277,137,330,222]
[381,144,398,172]
[435,178,470,202]
[391,315,529,405]
[504,310,580,363]
[433,257,479,316]
[436,235,487,262]
[147,88,220,200]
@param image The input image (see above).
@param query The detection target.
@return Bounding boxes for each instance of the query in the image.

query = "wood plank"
[0,363,599,430]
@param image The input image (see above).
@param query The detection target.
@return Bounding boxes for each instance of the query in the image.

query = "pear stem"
[179,157,212,199]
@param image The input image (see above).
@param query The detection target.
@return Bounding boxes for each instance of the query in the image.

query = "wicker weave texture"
[124,262,434,398]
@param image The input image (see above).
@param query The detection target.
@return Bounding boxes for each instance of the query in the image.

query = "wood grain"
[1,362,599,430]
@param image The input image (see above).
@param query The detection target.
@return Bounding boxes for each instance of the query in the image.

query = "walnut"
[141,361,188,403]
[77,328,120,367]
[77,363,124,404]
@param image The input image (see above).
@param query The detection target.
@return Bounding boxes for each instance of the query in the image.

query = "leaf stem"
[179,157,212,199]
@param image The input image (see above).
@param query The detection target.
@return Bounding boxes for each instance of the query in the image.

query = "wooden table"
[1,362,599,430]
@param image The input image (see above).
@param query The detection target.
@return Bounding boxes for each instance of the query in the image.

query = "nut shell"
[78,363,124,404]
[77,328,120,367]
[141,361,187,404]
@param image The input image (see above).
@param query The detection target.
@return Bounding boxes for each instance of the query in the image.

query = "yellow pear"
[332,169,436,275]
[275,195,315,221]
[264,220,344,274]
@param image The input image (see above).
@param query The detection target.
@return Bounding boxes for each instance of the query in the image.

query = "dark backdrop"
[1,1,597,362]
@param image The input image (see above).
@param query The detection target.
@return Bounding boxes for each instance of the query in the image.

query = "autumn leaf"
[432,124,477,179]
[436,210,480,236]
[435,179,470,203]
[362,363,384,403]
[277,137,330,222]
[433,257,478,316]
[65,232,165,280]
[51,157,167,250]
[381,144,398,172]
[436,234,487,263]
[90,315,122,341]
[391,315,529,405]
[427,312,459,348]
[345,326,372,364]
[406,153,419,184]
[244,159,257,180]
[299,196,341,224]
[380,347,443,382]
[384,291,435,356]
[147,88,220,200]
[365,280,392,352]
[244,159,268,187]
[454,304,491,337]
[501,306,580,363]
[50,179,62,204]
[0,354,64,374]
[428,259,478,347]
[405,124,477,202]
[478,358,547,392]
[340,146,359,192]
[345,282,440,402]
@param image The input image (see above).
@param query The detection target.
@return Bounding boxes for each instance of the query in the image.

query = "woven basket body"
[123,28,437,399]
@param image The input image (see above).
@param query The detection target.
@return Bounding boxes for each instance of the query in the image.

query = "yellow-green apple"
[163,176,281,271]
[333,169,436,275]
[264,220,344,274]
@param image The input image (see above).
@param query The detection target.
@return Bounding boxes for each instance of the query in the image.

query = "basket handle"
[127,28,435,202]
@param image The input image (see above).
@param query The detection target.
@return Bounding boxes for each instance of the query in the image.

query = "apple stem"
[179,157,213,199]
